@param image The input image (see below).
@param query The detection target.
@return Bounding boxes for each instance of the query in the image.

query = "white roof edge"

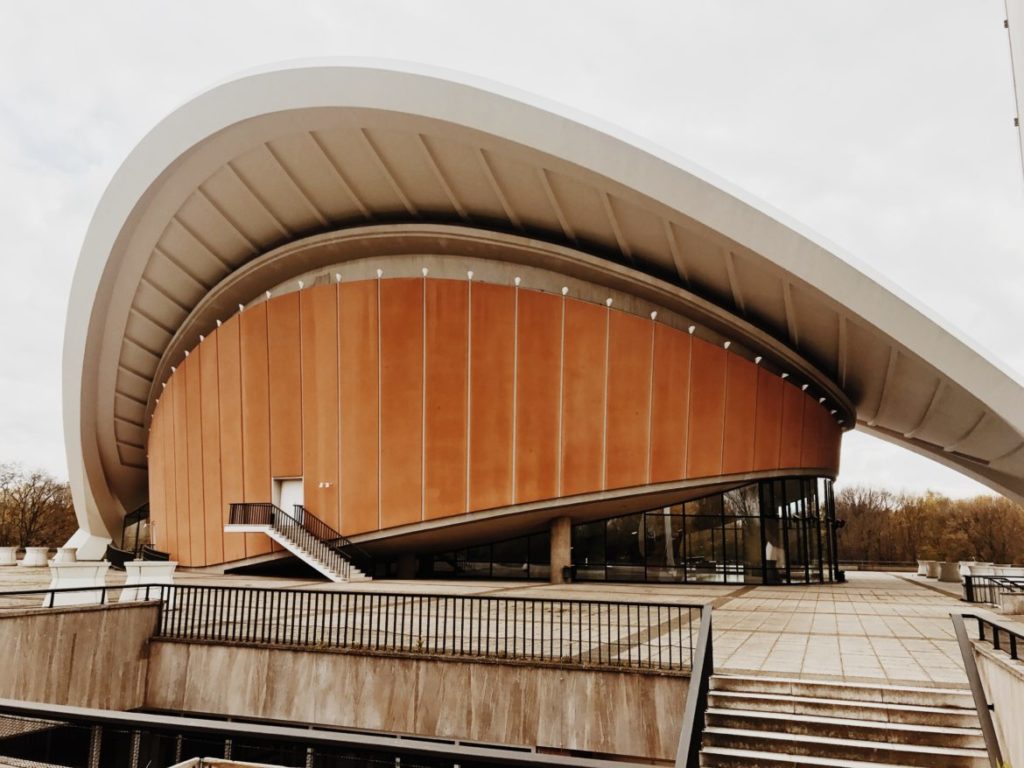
[64,60,1024,539]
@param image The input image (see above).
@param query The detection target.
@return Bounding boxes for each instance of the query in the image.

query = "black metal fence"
[156,584,700,672]
[0,584,702,673]
[962,574,1024,605]
[0,698,649,768]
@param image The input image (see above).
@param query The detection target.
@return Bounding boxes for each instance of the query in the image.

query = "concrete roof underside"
[65,61,1024,544]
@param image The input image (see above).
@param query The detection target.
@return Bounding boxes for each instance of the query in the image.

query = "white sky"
[0,1,1021,499]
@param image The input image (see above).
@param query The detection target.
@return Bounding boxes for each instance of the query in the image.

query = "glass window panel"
[606,513,644,566]
[723,484,759,519]
[529,531,550,565]
[686,494,723,518]
[644,509,684,568]
[572,520,605,567]
[684,515,719,581]
[493,536,529,579]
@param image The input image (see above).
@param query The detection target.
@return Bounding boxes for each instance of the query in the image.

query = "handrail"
[950,612,1006,768]
[229,502,366,579]
[293,503,374,572]
[675,603,713,768]
[0,697,649,768]
[963,574,1024,604]
[0,584,704,674]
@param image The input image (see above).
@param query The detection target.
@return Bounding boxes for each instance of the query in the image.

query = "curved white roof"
[64,60,1024,546]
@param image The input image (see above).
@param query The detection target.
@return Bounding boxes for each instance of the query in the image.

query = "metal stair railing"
[292,504,374,575]
[962,574,1024,604]
[229,503,373,579]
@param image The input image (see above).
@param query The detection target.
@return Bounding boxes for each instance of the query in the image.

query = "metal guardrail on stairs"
[228,502,371,580]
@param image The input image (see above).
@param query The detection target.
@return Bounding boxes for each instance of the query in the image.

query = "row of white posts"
[0,546,176,607]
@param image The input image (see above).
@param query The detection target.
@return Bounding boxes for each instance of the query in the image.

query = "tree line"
[835,485,1024,564]
[0,464,77,548]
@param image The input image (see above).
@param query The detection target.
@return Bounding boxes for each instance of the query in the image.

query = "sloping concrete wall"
[975,644,1024,768]
[0,603,158,710]
[146,641,687,761]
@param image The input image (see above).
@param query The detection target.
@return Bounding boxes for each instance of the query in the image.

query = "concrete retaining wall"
[0,603,158,710]
[974,644,1024,768]
[146,641,688,761]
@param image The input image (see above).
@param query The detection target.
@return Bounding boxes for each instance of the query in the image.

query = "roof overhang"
[65,60,1024,546]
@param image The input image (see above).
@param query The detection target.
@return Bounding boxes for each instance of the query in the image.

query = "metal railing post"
[675,604,713,768]
[951,613,1003,768]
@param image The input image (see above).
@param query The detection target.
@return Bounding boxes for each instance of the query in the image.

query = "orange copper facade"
[149,278,842,566]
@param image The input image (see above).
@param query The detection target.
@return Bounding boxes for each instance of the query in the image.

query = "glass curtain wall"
[422,477,837,585]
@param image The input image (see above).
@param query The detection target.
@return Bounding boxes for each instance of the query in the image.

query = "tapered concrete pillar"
[550,516,572,584]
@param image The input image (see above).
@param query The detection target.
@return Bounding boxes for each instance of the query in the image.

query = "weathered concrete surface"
[146,641,687,761]
[0,603,158,709]
[974,643,1024,768]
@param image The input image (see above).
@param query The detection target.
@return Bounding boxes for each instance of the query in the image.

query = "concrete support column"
[550,516,572,584]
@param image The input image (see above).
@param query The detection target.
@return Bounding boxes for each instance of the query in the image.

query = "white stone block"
[120,560,177,605]
[45,561,110,606]
[938,561,961,582]
[0,547,17,566]
[19,547,50,567]
[916,560,930,576]
[50,547,77,564]
[925,560,941,579]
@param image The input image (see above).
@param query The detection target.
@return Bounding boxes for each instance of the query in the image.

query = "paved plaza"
[0,566,1005,687]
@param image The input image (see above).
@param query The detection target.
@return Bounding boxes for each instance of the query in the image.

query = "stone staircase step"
[701,727,988,768]
[708,690,981,728]
[699,746,945,768]
[711,674,974,709]
[705,708,984,750]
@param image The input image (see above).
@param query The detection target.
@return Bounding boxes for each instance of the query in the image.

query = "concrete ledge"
[146,639,688,761]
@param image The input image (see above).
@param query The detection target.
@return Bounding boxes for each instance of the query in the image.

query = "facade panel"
[605,310,653,490]
[425,279,469,520]
[300,285,340,531]
[185,353,206,566]
[779,383,805,468]
[722,353,757,475]
[240,302,273,556]
[339,281,380,535]
[379,278,424,528]
[752,367,784,472]
[199,335,224,565]
[514,290,562,503]
[649,324,690,484]
[686,338,727,479]
[468,282,515,511]
[217,316,246,562]
[267,291,303,479]
[171,375,191,565]
[560,299,606,497]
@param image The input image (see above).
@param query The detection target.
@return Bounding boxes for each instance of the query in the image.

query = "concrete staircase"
[699,674,987,767]
[263,526,372,584]
[225,503,371,583]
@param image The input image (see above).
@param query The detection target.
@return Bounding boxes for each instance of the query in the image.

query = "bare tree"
[0,464,76,548]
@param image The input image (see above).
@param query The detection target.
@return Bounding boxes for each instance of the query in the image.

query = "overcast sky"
[0,1,1021,499]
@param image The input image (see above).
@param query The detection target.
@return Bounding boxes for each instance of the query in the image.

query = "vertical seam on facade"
[212,339,224,564]
[720,350,729,473]
[556,293,565,498]
[466,278,473,513]
[601,305,610,491]
[297,296,304,490]
[422,275,427,522]
[511,283,519,504]
[646,321,656,485]
[776,382,785,469]
[235,321,246,557]
[336,283,343,532]
[264,303,272,554]
[376,276,382,531]
[683,332,692,478]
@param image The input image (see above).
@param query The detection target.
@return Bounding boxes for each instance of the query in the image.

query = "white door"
[276,479,304,521]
